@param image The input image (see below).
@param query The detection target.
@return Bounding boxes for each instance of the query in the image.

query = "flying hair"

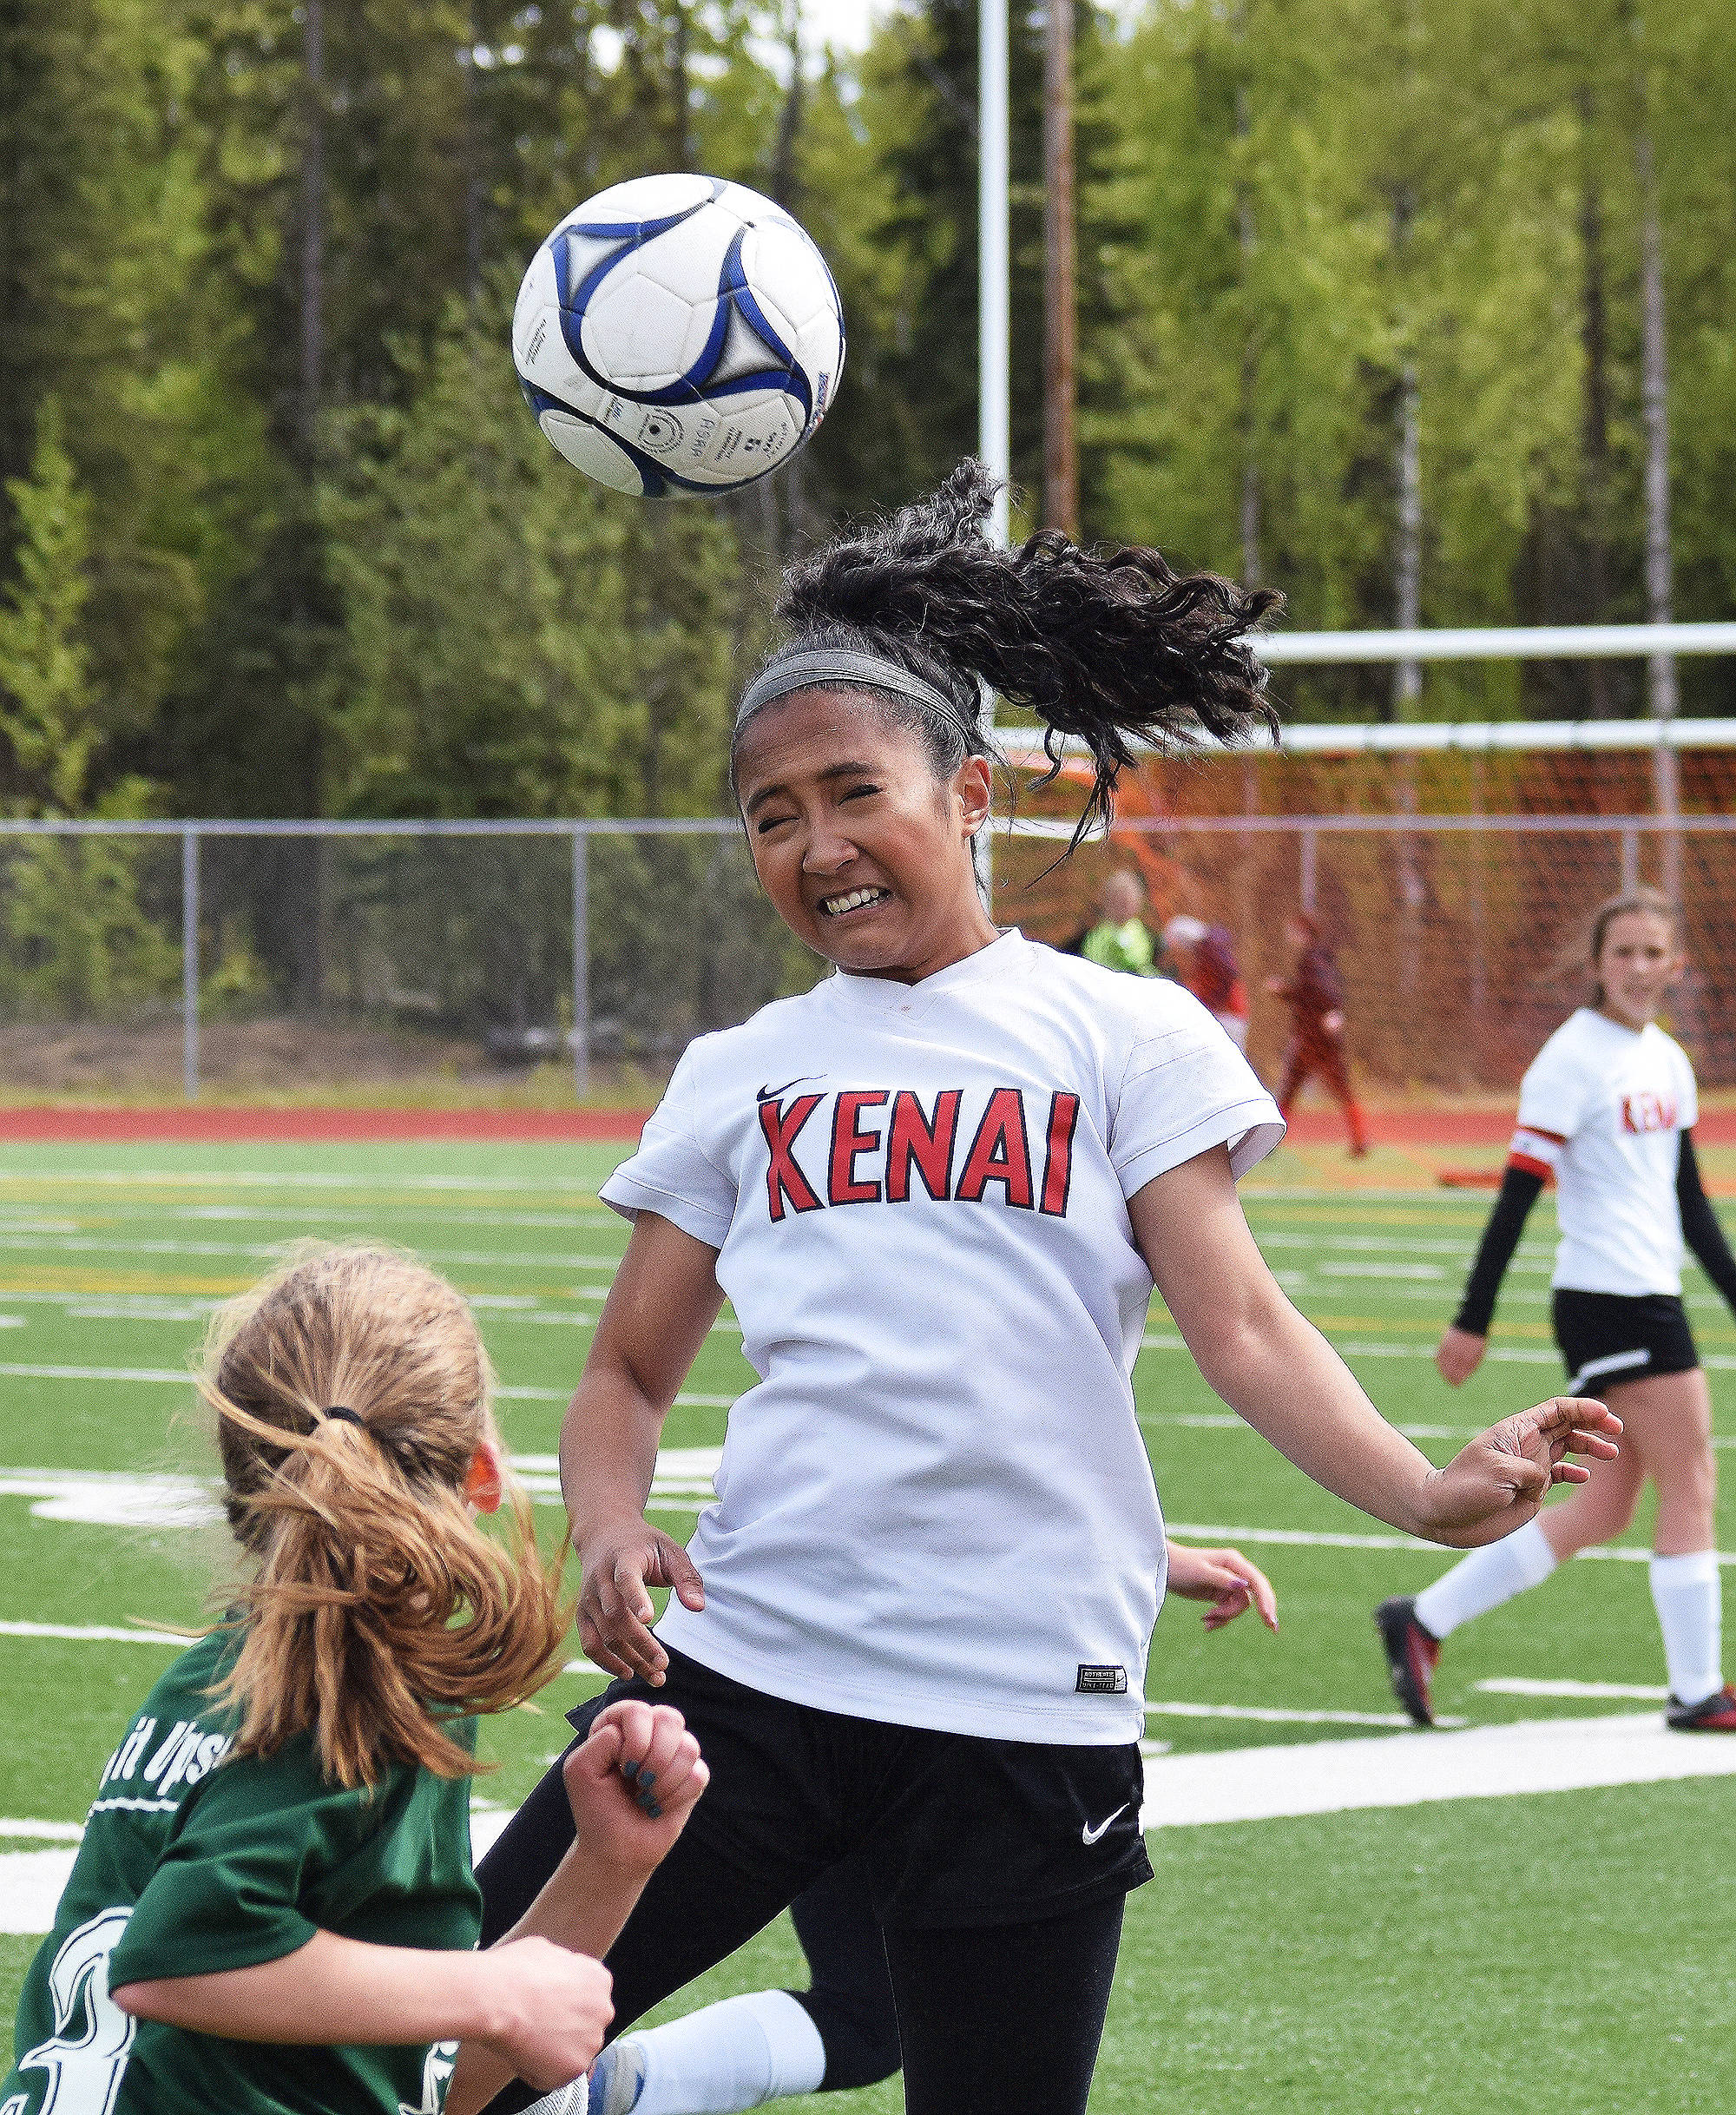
[198,1244,569,1789]
[733,460,1283,853]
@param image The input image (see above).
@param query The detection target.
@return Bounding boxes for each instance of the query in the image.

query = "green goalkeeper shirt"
[2,1630,480,2115]
[1080,916,1159,978]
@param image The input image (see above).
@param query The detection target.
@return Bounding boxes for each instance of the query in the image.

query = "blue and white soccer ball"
[512,174,845,498]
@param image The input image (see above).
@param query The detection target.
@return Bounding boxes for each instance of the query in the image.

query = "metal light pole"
[974,0,1011,910]
[979,0,1010,546]
[1042,0,1078,537]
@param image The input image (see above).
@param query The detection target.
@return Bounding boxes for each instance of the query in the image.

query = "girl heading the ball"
[475,465,1618,2115]
[2,1245,708,2115]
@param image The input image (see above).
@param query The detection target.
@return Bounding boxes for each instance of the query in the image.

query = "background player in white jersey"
[1378,888,1736,1731]
[471,464,1618,2115]
[581,1541,1278,2115]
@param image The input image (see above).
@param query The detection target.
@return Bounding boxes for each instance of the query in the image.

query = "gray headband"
[734,649,980,744]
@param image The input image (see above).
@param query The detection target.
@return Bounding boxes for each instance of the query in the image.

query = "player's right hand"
[475,1936,614,2092]
[575,1519,705,1684]
[564,1700,709,1871]
[1165,1543,1279,1631]
[1435,1325,1487,1387]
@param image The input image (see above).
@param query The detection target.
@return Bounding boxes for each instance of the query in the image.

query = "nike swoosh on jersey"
[757,1077,822,1102]
[1081,1803,1128,1846]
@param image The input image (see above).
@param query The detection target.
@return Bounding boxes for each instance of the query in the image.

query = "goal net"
[995,723,1736,1094]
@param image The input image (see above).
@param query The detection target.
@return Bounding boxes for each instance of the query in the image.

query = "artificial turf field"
[0,1135,1733,2111]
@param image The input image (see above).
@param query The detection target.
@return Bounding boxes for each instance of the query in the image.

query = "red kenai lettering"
[1621,1093,1679,1135]
[955,1089,1035,1209]
[885,1090,962,1202]
[760,1094,825,1221]
[1040,1092,1081,1216]
[828,1090,890,1204]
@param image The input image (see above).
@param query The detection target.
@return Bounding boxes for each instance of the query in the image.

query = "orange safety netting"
[993,743,1736,1091]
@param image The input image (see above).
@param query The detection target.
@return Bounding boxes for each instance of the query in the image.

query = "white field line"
[1141,1333,1565,1366]
[1318,1261,1446,1279]
[1243,1187,1493,1202]
[1162,1521,1736,1566]
[0,1297,760,1334]
[15,1710,1729,1931]
[0,1362,194,1383]
[1143,1333,1736,1376]
[166,1204,618,1230]
[0,1621,195,1645]
[0,1368,733,1408]
[1139,1710,1736,1829]
[2,1460,1728,1560]
[0,1851,82,1930]
[1145,1699,1463,1730]
[0,1232,627,1270]
[1474,1677,1671,1701]
[0,1445,728,1529]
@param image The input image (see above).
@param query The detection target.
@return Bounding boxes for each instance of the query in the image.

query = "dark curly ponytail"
[732,461,1282,849]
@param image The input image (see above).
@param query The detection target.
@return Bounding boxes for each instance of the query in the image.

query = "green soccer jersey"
[2,1630,481,2115]
[1080,916,1159,978]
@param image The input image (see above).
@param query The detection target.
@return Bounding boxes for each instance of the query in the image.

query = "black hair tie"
[322,1406,367,1429]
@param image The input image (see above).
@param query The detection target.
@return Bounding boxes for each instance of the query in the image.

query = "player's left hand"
[1414,1395,1622,1547]
[1166,1543,1279,1631]
[562,1701,708,1875]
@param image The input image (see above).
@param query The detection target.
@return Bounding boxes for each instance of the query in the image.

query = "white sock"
[1650,1549,1723,1706]
[627,1991,828,2115]
[1413,1517,1558,1640]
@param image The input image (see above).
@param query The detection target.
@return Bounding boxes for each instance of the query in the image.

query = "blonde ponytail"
[200,1245,569,1789]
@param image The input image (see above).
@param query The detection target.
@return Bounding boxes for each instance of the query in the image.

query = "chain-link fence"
[1003,814,1736,1093]
[2,802,1733,1101]
[0,820,820,1102]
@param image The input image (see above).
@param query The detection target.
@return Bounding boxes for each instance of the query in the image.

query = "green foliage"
[0,827,181,1021]
[0,405,181,1018]
[0,401,95,813]
[319,292,742,820]
[7,0,1736,841]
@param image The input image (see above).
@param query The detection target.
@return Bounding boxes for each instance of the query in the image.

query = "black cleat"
[1667,1683,1736,1731]
[1375,1595,1440,1727]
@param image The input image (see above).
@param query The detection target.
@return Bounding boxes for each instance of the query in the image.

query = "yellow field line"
[1249,1207,1494,1225]
[0,1268,254,1296]
[0,1270,607,1302]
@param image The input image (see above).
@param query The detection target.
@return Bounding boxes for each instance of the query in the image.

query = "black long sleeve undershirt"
[1678,1130,1736,1314]
[1455,1130,1736,1336]
[1453,1165,1544,1335]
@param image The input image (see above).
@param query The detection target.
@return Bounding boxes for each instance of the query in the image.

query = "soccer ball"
[512,173,845,498]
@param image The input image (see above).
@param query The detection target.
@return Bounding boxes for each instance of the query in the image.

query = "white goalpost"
[988,623,1736,1089]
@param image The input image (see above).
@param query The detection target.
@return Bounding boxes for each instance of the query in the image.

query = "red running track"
[1284,1107,1736,1147]
[3,1104,1735,1149]
[0,1106,654,1143]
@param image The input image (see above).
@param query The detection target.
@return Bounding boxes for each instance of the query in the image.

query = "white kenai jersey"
[1511,1008,1697,1296]
[599,931,1283,1745]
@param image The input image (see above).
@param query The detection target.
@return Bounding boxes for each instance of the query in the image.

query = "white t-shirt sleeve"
[598,1045,736,1249]
[1110,993,1284,1196]
[1515,1029,1595,1144]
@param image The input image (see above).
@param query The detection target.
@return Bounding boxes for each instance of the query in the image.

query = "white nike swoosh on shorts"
[1082,1803,1128,1846]
[1568,1347,1652,1394]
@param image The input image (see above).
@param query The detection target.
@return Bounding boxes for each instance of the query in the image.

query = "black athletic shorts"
[566,1648,1152,1929]
[1552,1288,1699,1397]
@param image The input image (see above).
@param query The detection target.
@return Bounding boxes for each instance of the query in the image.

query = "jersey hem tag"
[1075,1664,1128,1695]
